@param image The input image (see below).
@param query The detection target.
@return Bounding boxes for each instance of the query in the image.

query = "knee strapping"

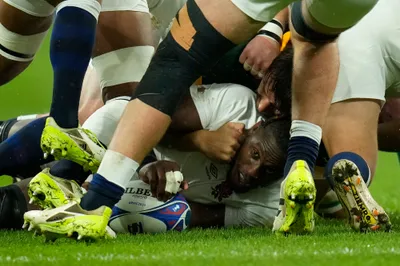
[0,0,54,61]
[91,46,154,90]
[4,0,55,17]
[133,0,234,116]
[101,0,149,13]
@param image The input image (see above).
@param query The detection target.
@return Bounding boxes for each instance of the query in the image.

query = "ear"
[250,120,262,133]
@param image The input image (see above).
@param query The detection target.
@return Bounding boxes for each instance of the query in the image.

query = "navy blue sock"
[50,159,91,185]
[283,136,319,176]
[325,152,371,188]
[80,173,125,210]
[0,117,53,177]
[49,6,97,128]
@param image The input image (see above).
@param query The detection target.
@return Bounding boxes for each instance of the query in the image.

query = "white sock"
[97,150,139,189]
[290,120,322,144]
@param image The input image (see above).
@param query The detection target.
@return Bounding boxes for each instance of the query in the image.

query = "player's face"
[228,124,279,193]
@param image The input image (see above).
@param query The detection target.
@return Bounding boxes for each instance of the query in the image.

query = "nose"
[242,163,261,179]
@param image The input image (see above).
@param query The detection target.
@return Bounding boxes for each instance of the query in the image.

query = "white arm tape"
[165,171,184,194]
[4,0,55,17]
[0,23,48,62]
[92,46,155,89]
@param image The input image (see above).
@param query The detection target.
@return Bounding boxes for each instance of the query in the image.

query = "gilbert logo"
[125,187,151,196]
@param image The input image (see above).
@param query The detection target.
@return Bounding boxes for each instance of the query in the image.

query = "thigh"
[95,0,153,56]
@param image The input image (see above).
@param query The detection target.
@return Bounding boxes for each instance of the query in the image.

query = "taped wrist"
[132,0,234,116]
[258,19,284,44]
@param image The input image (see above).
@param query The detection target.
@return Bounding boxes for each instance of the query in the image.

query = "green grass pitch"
[1,35,400,266]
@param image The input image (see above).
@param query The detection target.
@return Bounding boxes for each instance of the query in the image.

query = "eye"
[250,148,260,160]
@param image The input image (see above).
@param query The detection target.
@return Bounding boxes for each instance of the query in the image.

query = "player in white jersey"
[30,0,379,239]
[4,82,289,230]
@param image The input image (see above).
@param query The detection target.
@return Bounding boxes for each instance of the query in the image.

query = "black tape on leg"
[291,2,338,42]
[133,0,235,116]
[132,34,201,116]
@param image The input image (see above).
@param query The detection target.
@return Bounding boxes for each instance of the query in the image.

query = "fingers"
[228,122,245,133]
[243,61,252,72]
[156,167,167,201]
[147,170,158,197]
[181,180,189,190]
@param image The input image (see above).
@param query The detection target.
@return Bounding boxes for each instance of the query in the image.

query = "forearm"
[160,130,206,152]
[274,7,289,31]
[378,121,400,152]
[187,201,225,228]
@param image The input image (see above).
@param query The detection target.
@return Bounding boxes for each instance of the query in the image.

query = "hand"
[239,35,281,79]
[139,160,189,202]
[198,122,245,162]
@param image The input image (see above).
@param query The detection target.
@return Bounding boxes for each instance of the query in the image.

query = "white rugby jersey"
[152,83,281,227]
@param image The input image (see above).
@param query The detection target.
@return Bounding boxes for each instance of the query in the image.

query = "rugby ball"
[109,180,191,234]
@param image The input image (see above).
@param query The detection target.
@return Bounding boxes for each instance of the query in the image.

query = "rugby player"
[31,0,378,238]
[0,0,101,168]
[0,0,189,179]
[6,74,291,230]
[10,64,334,231]
[189,1,395,232]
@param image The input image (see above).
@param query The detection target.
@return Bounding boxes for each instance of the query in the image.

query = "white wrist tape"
[165,171,184,194]
[258,20,284,44]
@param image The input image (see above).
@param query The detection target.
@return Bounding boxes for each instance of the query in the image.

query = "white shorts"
[82,96,129,146]
[231,0,292,22]
[332,0,400,104]
[148,0,187,39]
[101,0,149,13]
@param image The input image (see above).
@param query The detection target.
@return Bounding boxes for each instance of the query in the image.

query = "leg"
[83,0,283,212]
[276,0,378,234]
[0,117,52,177]
[48,0,101,129]
[0,0,54,84]
[323,99,391,231]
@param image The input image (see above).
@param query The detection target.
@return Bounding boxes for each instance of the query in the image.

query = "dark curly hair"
[262,47,293,117]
